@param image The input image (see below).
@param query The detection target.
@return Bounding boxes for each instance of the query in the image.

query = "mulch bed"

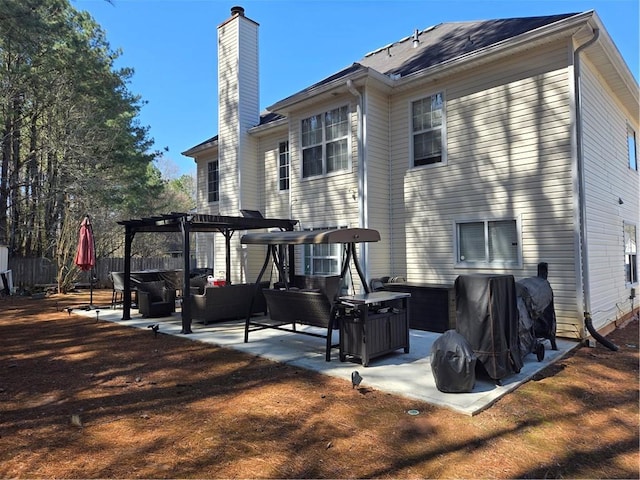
[0,289,638,478]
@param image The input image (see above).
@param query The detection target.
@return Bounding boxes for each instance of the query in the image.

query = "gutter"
[181,137,218,157]
[268,66,391,114]
[346,79,369,290]
[573,26,606,344]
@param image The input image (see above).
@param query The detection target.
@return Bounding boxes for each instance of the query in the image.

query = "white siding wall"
[389,41,584,337]
[194,150,219,270]
[287,96,362,285]
[260,130,291,219]
[581,60,640,331]
[217,19,239,216]
[363,87,392,280]
[216,13,260,284]
[238,131,290,284]
[237,18,260,213]
[195,150,217,215]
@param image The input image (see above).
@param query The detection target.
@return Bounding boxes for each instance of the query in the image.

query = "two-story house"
[183,6,639,340]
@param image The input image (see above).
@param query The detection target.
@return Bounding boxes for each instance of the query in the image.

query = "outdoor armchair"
[137,280,176,318]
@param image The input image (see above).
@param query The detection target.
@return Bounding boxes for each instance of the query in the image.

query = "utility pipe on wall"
[347,79,369,289]
[573,27,617,350]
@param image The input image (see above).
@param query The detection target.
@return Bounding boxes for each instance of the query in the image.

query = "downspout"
[573,27,618,351]
[347,79,369,290]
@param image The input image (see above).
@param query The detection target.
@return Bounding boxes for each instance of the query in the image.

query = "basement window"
[455,218,521,268]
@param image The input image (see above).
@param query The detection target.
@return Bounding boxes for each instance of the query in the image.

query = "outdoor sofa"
[262,275,341,330]
[191,282,268,324]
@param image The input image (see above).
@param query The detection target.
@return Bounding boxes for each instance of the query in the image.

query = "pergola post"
[122,226,134,320]
[180,217,193,334]
[224,229,232,284]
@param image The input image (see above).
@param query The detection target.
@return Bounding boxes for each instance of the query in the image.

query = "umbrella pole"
[90,266,94,308]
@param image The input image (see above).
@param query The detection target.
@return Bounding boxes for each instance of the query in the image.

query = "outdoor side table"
[338,291,411,367]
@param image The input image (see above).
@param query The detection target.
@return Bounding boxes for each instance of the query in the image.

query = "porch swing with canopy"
[241,227,411,365]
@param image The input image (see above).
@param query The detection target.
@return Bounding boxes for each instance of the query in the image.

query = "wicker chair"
[109,272,125,309]
[137,280,176,318]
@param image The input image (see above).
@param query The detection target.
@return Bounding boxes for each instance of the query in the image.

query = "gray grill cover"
[430,330,477,393]
[455,274,523,380]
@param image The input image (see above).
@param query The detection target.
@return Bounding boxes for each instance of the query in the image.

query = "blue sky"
[75,0,639,177]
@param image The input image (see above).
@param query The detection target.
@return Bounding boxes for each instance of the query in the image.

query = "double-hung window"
[278,141,290,191]
[456,218,521,267]
[628,124,637,171]
[301,105,349,178]
[624,223,637,284]
[412,92,445,167]
[207,160,219,203]
[303,226,345,275]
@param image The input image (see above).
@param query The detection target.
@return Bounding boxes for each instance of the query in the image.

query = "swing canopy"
[240,227,380,246]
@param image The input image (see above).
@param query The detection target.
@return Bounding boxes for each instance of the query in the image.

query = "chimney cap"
[231,6,245,16]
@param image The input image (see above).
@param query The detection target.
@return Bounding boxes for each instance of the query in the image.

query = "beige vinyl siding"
[217,19,240,216]
[239,131,291,284]
[287,97,361,284]
[389,41,584,337]
[195,151,218,215]
[216,15,260,283]
[237,18,260,212]
[363,86,392,280]
[581,61,640,331]
[288,98,359,228]
[259,131,290,219]
[194,151,219,271]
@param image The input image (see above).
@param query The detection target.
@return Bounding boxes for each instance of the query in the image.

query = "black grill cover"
[430,330,477,393]
[455,274,523,380]
[516,276,557,344]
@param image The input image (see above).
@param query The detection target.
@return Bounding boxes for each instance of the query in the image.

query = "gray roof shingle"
[359,13,578,77]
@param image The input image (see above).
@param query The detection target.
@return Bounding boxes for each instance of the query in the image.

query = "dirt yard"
[0,289,638,479]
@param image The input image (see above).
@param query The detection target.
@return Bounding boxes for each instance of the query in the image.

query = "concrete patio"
[79,306,578,416]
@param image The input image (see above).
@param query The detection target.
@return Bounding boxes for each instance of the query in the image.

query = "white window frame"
[454,216,522,268]
[207,160,219,203]
[624,222,638,285]
[409,91,447,169]
[278,140,290,191]
[300,104,351,179]
[302,225,347,276]
[627,124,637,171]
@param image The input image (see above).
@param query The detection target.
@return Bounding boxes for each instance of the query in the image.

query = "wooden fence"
[8,257,193,288]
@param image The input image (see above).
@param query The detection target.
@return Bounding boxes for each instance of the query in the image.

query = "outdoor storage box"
[384,282,455,332]
[338,291,410,367]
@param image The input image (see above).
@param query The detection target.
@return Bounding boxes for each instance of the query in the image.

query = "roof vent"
[464,35,474,51]
[231,6,245,16]
[412,29,419,48]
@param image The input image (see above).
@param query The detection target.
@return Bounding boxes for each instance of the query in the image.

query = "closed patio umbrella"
[74,215,96,307]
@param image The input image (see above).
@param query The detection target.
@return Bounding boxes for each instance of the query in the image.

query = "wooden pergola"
[117,212,298,333]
